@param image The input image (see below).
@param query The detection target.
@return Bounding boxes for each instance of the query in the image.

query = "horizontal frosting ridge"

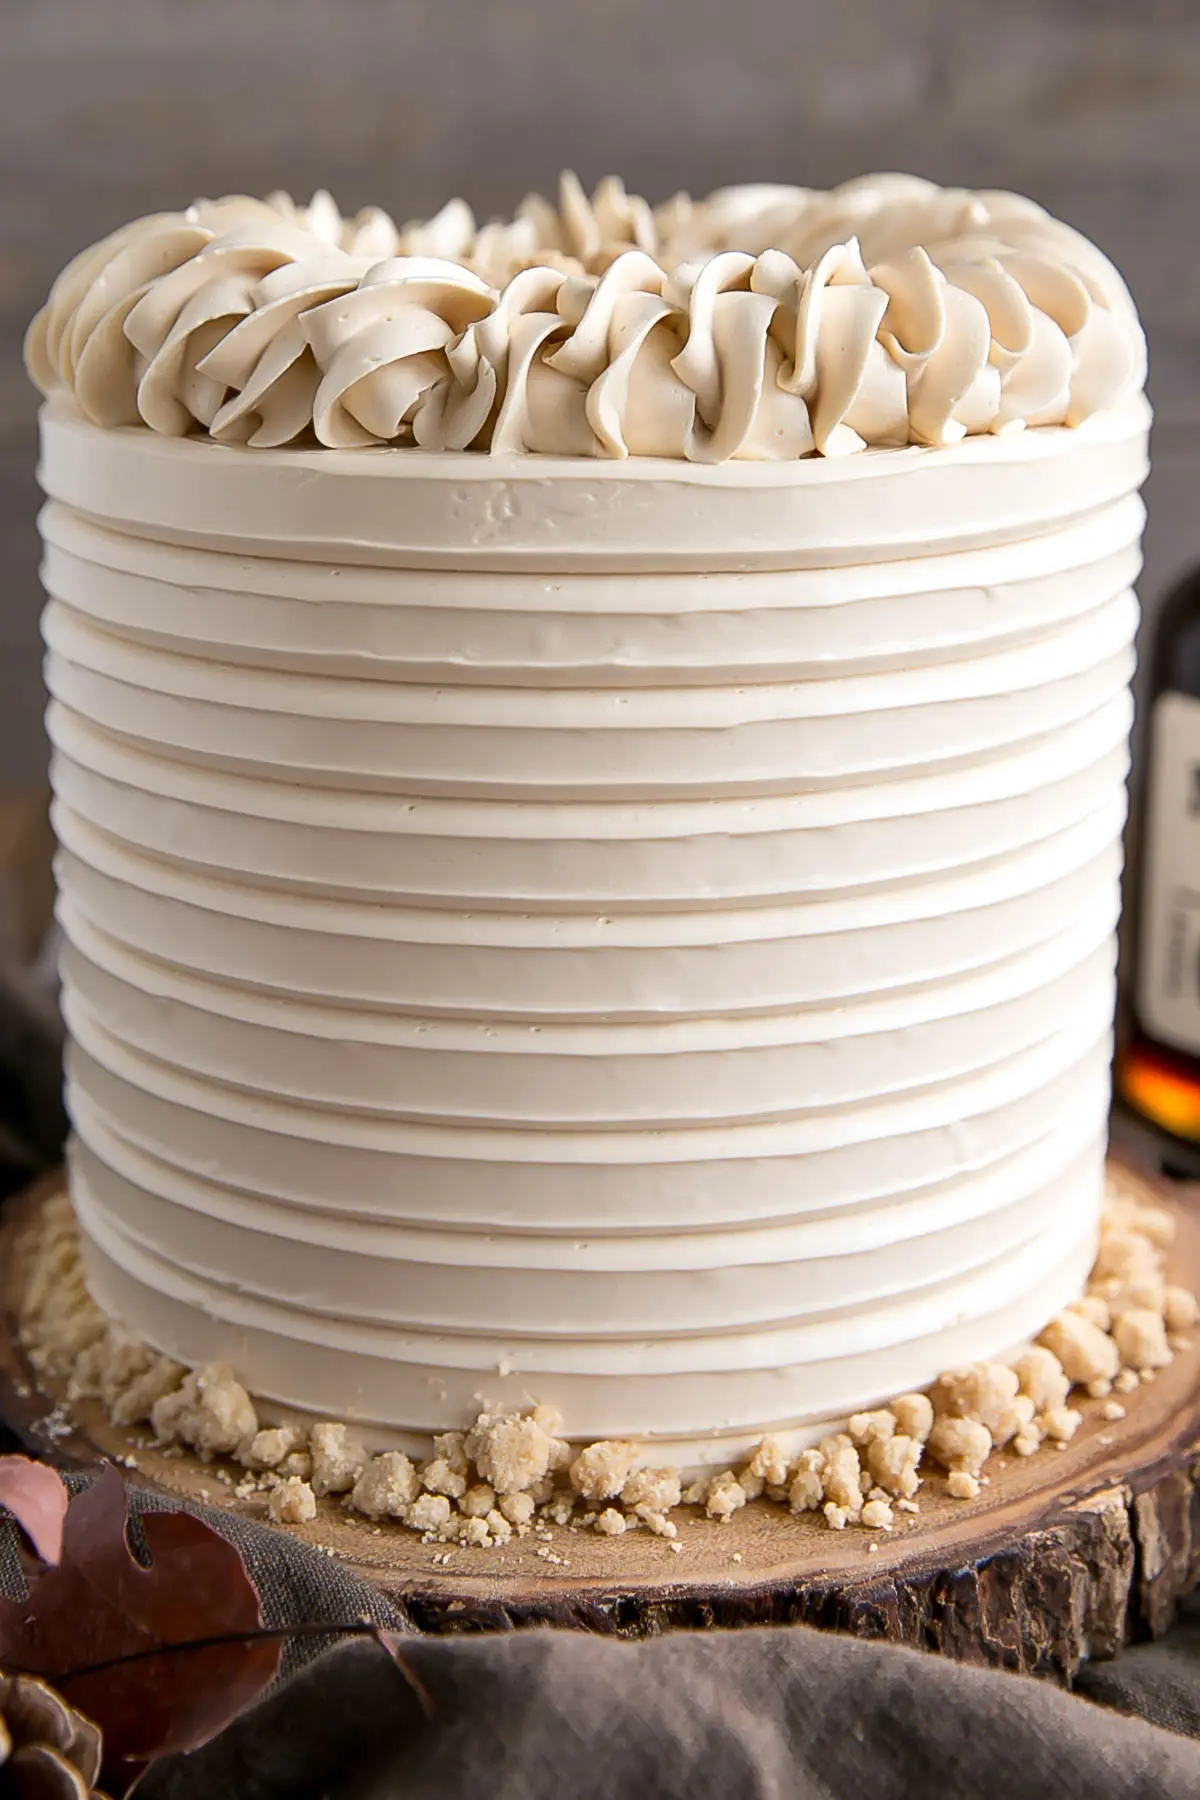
[36,383,1143,1458]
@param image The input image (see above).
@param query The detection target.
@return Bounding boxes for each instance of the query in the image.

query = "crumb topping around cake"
[18,1172,1193,1550]
[26,172,1145,462]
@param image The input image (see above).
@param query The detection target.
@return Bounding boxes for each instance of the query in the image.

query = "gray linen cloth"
[7,1487,1188,1800]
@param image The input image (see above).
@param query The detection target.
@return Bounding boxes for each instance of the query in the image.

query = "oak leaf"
[0,1454,70,1565]
[0,1463,281,1775]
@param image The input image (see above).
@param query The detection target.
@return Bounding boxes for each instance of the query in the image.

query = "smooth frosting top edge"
[25,172,1147,467]
[36,395,1151,571]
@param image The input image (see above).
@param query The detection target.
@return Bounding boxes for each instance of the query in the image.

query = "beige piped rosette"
[27,172,1145,466]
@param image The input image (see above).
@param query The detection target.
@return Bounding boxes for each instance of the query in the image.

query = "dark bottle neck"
[1152,567,1200,700]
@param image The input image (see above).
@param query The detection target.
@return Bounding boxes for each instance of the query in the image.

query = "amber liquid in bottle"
[1118,565,1200,1170]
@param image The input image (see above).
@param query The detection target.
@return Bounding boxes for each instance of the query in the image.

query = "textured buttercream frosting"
[26,172,1145,463]
[28,175,1148,1467]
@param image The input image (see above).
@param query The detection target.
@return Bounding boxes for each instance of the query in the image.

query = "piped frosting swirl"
[26,173,1146,463]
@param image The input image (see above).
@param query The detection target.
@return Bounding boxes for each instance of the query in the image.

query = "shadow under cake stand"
[3,1156,1199,1685]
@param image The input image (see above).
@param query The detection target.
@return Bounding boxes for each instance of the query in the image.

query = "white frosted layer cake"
[27,174,1149,1467]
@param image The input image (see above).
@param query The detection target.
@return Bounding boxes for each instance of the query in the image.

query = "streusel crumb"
[1093,1229,1164,1290]
[1102,1187,1174,1248]
[847,1409,896,1447]
[544,1492,576,1527]
[635,1507,678,1538]
[736,1465,766,1502]
[742,1435,793,1487]
[927,1416,991,1479]
[350,1451,421,1520]
[486,1509,513,1544]
[819,1435,864,1515]
[934,1363,1024,1447]
[569,1440,637,1501]
[866,1432,922,1499]
[705,1472,748,1522]
[1164,1286,1200,1332]
[69,1329,185,1428]
[467,1412,554,1495]
[1113,1308,1171,1371]
[421,1456,469,1500]
[309,1422,367,1497]
[407,1493,452,1534]
[268,1476,317,1525]
[1068,1294,1112,1332]
[431,1431,468,1475]
[151,1363,257,1461]
[621,1468,683,1513]
[1038,1405,1082,1445]
[788,1454,825,1514]
[531,1405,574,1472]
[238,1424,309,1472]
[1012,1346,1070,1413]
[499,1491,536,1528]
[890,1393,934,1443]
[1038,1312,1119,1387]
[460,1482,497,1518]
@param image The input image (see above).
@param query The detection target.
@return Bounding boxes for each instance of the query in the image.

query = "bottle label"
[1139,690,1200,1056]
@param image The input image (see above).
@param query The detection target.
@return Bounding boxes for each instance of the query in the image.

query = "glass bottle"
[1118,564,1200,1170]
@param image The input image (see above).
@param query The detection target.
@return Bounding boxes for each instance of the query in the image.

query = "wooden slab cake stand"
[3,1153,1200,1684]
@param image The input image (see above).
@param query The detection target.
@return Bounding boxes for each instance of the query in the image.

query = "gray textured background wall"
[2,0,1198,781]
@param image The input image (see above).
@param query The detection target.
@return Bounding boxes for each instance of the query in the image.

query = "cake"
[25,173,1149,1477]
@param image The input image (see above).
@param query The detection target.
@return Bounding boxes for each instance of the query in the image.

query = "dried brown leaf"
[0,1465,280,1772]
[0,1456,70,1566]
